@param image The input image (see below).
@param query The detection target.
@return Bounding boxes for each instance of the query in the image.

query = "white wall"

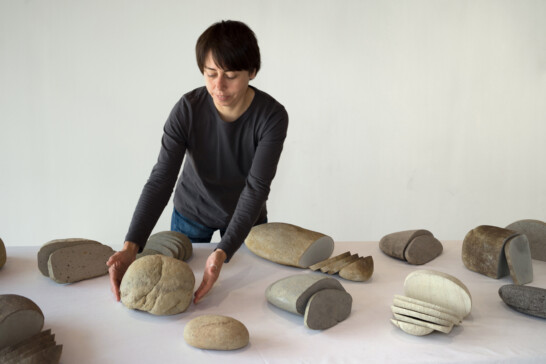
[1,0,545,248]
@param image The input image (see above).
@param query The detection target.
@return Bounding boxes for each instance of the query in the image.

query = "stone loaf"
[37,238,101,277]
[47,243,115,284]
[0,295,44,350]
[120,255,195,315]
[184,315,249,350]
[379,229,443,265]
[245,223,334,268]
[310,252,374,282]
[138,231,192,261]
[0,329,62,364]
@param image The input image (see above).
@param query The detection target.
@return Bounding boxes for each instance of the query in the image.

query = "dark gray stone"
[499,284,546,319]
[379,230,432,261]
[404,234,443,265]
[0,295,44,350]
[506,219,546,262]
[504,235,533,285]
[303,289,352,330]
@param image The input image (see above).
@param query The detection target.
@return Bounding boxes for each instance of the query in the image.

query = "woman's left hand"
[194,249,227,304]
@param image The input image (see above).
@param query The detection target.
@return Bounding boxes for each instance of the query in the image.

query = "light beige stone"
[393,294,461,321]
[391,306,452,326]
[120,255,194,315]
[393,313,453,334]
[0,237,6,269]
[309,252,351,271]
[391,319,434,336]
[392,296,461,325]
[184,315,249,351]
[245,223,334,268]
[0,295,44,350]
[339,256,374,282]
[321,254,359,274]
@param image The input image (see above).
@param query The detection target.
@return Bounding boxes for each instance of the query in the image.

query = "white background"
[1,0,545,248]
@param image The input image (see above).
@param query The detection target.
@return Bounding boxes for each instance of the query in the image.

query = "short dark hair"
[196,20,261,75]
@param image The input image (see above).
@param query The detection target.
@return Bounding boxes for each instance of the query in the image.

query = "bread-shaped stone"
[504,236,533,285]
[462,225,524,279]
[0,295,44,350]
[379,229,442,265]
[145,231,193,261]
[499,284,546,319]
[309,252,351,271]
[0,329,61,364]
[339,256,374,282]
[0,330,51,360]
[303,289,352,330]
[37,238,101,276]
[47,243,115,284]
[245,223,334,268]
[0,237,6,269]
[506,219,546,261]
[120,255,194,315]
[266,274,345,315]
[404,270,472,319]
[184,315,249,350]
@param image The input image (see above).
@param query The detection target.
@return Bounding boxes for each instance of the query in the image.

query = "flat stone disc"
[393,313,453,334]
[391,319,434,336]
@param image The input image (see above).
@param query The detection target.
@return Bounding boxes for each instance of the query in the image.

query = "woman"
[107,20,288,304]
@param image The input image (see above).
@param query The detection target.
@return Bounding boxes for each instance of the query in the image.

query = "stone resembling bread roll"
[0,295,44,350]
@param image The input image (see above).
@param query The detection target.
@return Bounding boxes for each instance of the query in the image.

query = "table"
[1,241,545,363]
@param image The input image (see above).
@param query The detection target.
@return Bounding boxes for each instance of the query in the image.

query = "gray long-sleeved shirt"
[125,86,288,261]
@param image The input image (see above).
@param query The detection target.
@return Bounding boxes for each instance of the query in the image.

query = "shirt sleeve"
[124,98,189,250]
[217,106,289,261]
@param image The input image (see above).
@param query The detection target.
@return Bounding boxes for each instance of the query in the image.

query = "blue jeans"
[171,208,267,243]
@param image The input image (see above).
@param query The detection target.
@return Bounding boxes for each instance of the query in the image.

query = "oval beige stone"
[120,255,195,315]
[0,237,6,269]
[245,223,334,268]
[184,315,249,350]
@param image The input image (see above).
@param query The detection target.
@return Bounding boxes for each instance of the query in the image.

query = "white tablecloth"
[1,241,545,364]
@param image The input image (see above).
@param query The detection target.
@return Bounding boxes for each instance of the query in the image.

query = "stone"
[505,219,546,261]
[184,315,249,350]
[163,231,192,260]
[0,237,6,269]
[404,270,472,319]
[504,235,533,285]
[462,225,516,278]
[391,319,434,336]
[0,330,61,364]
[379,229,442,265]
[321,254,359,274]
[47,243,115,284]
[303,289,352,330]
[245,223,334,268]
[120,255,195,315]
[391,305,452,327]
[309,252,351,271]
[143,232,193,261]
[339,256,374,282]
[37,238,102,276]
[393,296,461,325]
[498,284,546,319]
[0,330,51,359]
[266,274,345,315]
[0,295,44,350]
[392,313,453,334]
[136,249,162,259]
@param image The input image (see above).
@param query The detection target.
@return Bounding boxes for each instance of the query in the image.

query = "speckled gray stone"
[37,239,101,276]
[0,295,44,350]
[499,284,546,319]
[184,315,249,350]
[120,255,195,315]
[506,219,546,261]
[266,274,346,315]
[303,289,352,330]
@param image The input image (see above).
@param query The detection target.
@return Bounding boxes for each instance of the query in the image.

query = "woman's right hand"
[107,241,139,301]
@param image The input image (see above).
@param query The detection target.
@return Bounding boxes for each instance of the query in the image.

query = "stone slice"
[0,295,44,350]
[393,295,461,319]
[404,234,443,265]
[321,254,359,274]
[47,243,115,284]
[462,225,521,279]
[0,330,51,359]
[144,237,176,258]
[379,230,432,261]
[309,252,351,271]
[163,231,192,261]
[393,297,461,325]
[266,274,345,315]
[0,237,6,269]
[391,319,434,336]
[504,235,533,285]
[506,219,546,261]
[391,306,452,326]
[245,223,334,268]
[37,238,101,276]
[184,315,249,350]
[304,289,352,330]
[4,333,56,364]
[120,255,195,315]
[17,344,62,364]
[498,284,546,319]
[339,256,374,282]
[136,249,162,259]
[393,313,453,334]
[404,270,472,319]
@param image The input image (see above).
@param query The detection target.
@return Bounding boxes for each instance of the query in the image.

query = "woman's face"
[204,51,256,112]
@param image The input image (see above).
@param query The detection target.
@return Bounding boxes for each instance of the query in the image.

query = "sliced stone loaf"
[499,284,546,319]
[379,229,443,265]
[303,289,352,330]
[37,238,101,276]
[120,255,195,315]
[505,219,546,261]
[184,315,249,350]
[339,256,374,282]
[0,329,61,364]
[245,223,334,268]
[0,237,6,269]
[47,243,115,284]
[138,231,192,261]
[0,295,44,350]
